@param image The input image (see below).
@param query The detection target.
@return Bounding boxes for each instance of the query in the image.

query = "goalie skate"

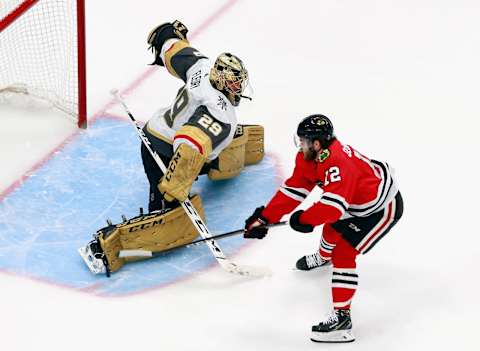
[78,238,108,275]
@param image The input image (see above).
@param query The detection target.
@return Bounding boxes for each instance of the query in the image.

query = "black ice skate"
[311,309,355,343]
[295,252,331,270]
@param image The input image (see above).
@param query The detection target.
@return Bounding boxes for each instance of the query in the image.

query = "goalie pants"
[141,141,172,212]
[319,191,403,310]
[141,127,210,212]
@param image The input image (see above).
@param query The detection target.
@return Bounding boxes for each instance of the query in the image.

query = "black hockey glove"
[244,206,269,239]
[147,20,188,66]
[289,210,314,233]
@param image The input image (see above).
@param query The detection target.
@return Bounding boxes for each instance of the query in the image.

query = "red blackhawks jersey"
[262,139,398,226]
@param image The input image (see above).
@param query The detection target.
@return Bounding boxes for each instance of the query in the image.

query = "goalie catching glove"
[147,20,188,66]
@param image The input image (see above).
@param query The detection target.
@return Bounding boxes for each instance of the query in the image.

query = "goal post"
[0,0,87,128]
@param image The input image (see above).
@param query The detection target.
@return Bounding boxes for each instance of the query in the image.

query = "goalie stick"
[110,89,271,277]
[119,221,287,258]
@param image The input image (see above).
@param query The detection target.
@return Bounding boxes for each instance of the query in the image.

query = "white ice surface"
[1,0,480,350]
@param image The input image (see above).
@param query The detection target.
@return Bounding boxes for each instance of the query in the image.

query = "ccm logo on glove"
[165,152,182,181]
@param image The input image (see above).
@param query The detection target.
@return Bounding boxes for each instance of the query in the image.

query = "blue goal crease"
[0,116,280,296]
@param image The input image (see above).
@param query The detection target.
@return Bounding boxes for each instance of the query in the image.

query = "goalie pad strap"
[159,143,207,202]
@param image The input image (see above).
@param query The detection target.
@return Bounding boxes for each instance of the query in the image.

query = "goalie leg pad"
[208,132,248,180]
[243,125,264,165]
[99,194,205,273]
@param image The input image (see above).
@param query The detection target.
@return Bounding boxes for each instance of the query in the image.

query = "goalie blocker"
[78,194,205,275]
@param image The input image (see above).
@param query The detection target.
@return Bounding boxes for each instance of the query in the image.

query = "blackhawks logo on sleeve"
[318,149,330,163]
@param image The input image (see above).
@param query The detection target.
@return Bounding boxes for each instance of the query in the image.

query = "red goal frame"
[0,0,87,128]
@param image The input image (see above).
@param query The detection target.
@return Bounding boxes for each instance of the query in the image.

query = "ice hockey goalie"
[79,20,264,275]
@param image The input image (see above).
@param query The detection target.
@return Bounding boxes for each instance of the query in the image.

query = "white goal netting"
[0,0,86,127]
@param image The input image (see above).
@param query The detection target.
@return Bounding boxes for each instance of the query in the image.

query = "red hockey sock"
[331,237,359,309]
[319,224,341,261]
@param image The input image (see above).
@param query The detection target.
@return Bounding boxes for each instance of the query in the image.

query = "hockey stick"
[119,221,287,258]
[111,89,271,277]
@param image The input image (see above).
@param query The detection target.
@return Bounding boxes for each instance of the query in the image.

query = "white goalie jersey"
[146,39,238,161]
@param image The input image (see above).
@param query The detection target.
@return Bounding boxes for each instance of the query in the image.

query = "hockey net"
[0,0,86,128]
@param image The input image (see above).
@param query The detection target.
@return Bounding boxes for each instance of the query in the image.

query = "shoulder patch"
[318,149,330,163]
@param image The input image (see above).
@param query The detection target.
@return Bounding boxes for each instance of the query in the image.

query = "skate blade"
[292,261,332,271]
[78,245,106,275]
[310,329,355,343]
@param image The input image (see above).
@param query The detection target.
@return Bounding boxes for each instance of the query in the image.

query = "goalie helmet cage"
[0,0,87,128]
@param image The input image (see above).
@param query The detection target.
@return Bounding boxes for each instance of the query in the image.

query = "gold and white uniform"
[146,38,237,161]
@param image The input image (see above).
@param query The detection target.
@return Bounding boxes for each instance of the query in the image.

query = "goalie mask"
[210,53,252,106]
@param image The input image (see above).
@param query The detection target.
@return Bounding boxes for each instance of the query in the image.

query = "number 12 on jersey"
[324,166,341,186]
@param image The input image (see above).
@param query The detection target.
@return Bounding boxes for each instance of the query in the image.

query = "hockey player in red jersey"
[244,114,403,343]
